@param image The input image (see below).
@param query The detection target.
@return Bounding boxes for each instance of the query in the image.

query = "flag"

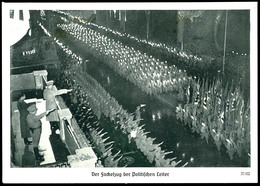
[186,83,191,104]
[200,78,205,107]
[204,78,209,94]
[223,80,229,101]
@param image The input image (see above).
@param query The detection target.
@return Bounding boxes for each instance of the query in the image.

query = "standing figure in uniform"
[135,104,146,122]
[26,104,54,162]
[17,93,33,145]
[43,80,72,134]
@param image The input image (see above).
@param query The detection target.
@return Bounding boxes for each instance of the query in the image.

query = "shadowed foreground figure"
[17,93,34,145]
[26,104,55,162]
[22,145,35,167]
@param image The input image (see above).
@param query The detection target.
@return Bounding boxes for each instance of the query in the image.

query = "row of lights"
[53,37,83,64]
[58,22,190,95]
[56,9,250,70]
[231,50,248,56]
[39,22,51,37]
[53,10,250,72]
[54,10,215,65]
[38,22,84,65]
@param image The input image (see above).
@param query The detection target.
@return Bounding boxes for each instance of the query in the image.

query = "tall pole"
[106,10,109,28]
[113,10,116,18]
[124,10,126,32]
[119,10,126,32]
[222,10,228,74]
[177,11,184,51]
[146,10,150,39]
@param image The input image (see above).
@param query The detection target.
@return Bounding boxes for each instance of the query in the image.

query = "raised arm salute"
[43,80,72,134]
[26,104,55,162]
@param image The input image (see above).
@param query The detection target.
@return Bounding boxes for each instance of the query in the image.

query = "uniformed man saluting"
[26,104,55,162]
[43,80,72,134]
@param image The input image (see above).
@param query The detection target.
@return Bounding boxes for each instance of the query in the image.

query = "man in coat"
[43,80,72,134]
[26,104,54,161]
[17,93,33,145]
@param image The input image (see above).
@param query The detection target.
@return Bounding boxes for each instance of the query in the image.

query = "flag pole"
[222,10,228,74]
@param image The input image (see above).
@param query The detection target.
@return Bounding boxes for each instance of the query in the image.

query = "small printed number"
[241,172,250,176]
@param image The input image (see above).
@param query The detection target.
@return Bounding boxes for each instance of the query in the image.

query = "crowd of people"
[37,10,251,166]
[58,22,190,95]
[176,77,250,161]
[68,66,186,167]
[52,38,187,167]
[54,10,216,72]
[55,74,122,167]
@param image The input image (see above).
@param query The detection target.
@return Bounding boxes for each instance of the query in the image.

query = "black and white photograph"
[2,2,258,183]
